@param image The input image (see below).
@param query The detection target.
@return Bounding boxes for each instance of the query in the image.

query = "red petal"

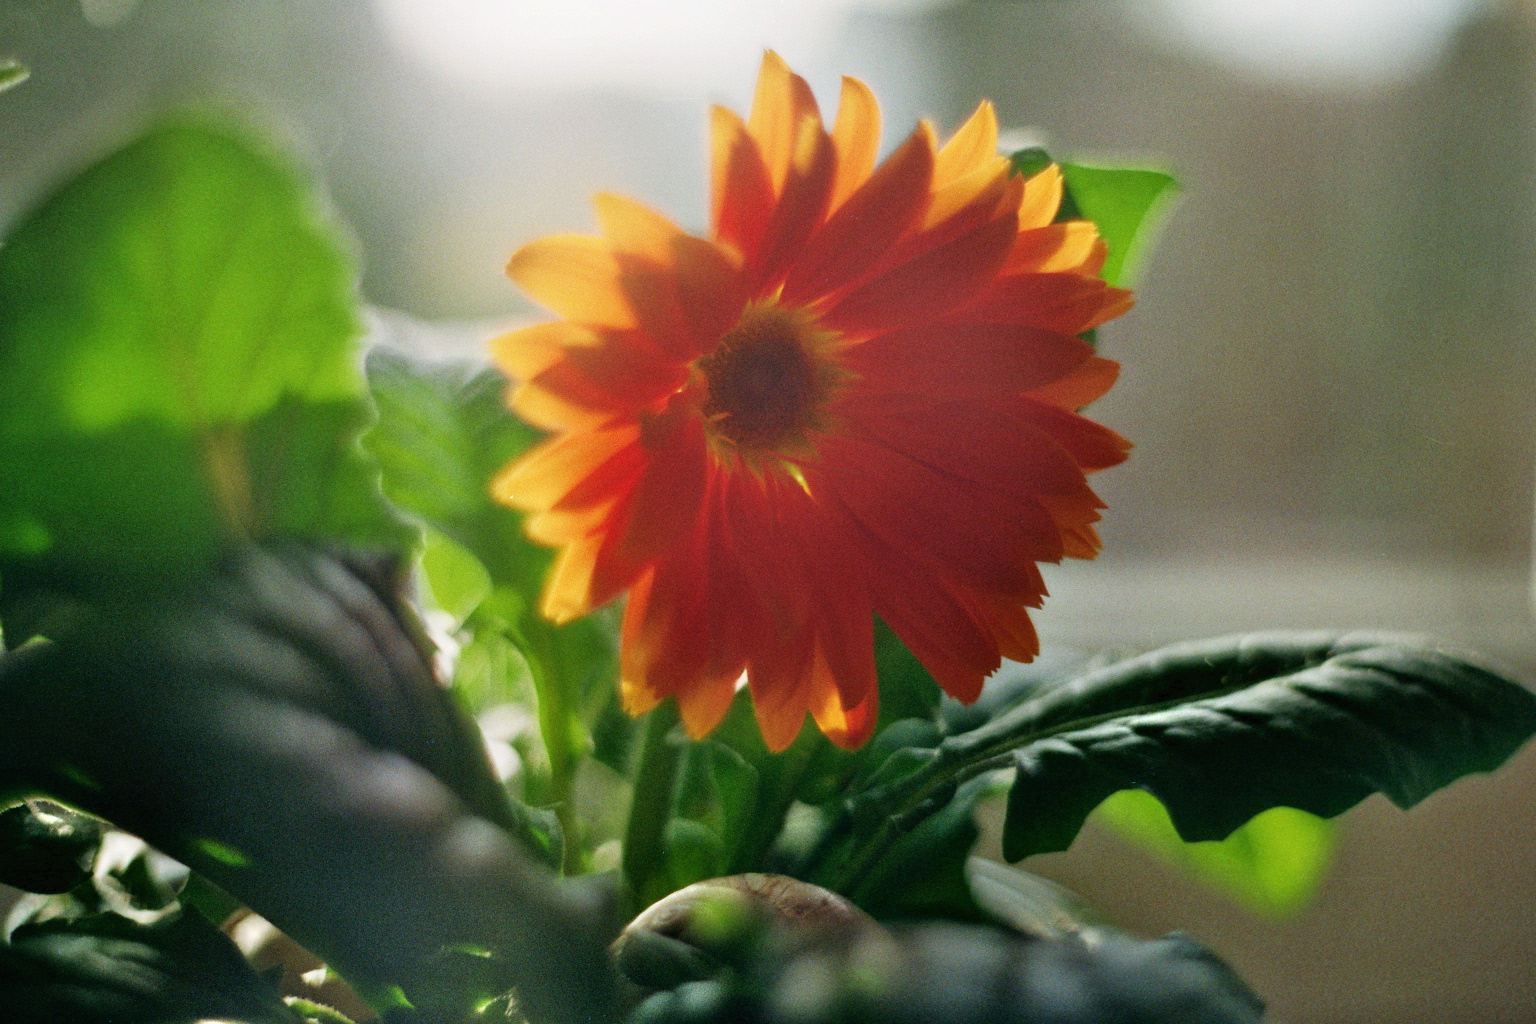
[1024,355,1121,410]
[823,206,1018,336]
[782,126,934,306]
[843,323,1093,403]
[610,397,710,568]
[821,433,1064,597]
[745,114,835,294]
[954,273,1134,334]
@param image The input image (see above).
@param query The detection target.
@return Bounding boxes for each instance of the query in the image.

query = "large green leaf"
[0,120,402,586]
[0,122,358,433]
[1009,147,1178,289]
[1002,633,1536,861]
[804,633,1536,904]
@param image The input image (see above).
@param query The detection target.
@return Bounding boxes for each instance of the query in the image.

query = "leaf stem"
[622,700,681,911]
[525,629,585,876]
[727,732,820,875]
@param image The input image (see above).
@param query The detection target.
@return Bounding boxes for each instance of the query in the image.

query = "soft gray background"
[4,1,1535,1020]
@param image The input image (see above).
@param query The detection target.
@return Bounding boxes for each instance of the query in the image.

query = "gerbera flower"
[492,52,1132,752]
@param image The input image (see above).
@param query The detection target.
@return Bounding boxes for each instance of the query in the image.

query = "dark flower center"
[695,303,843,457]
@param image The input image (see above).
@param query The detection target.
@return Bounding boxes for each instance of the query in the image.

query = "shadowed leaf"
[1002,633,1536,861]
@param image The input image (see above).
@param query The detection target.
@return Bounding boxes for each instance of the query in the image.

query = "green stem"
[728,734,820,875]
[526,624,585,876]
[622,700,681,911]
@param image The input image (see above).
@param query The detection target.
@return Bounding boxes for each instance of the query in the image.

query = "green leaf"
[0,120,359,434]
[419,530,493,627]
[1002,633,1536,861]
[0,910,301,1023]
[842,776,998,921]
[363,348,546,592]
[673,740,759,879]
[1009,148,1178,289]
[0,119,400,584]
[1058,162,1178,288]
[1092,790,1334,917]
[872,617,943,729]
[0,59,29,94]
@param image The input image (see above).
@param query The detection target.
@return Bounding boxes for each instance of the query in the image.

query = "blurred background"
[4,0,1535,1020]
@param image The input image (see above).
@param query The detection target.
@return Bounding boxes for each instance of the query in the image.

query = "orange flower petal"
[828,75,880,211]
[1006,220,1101,275]
[512,337,687,432]
[747,50,822,194]
[507,234,636,329]
[611,400,709,568]
[955,273,1133,334]
[1019,398,1132,472]
[746,114,835,293]
[595,192,686,261]
[806,597,877,749]
[1025,354,1121,410]
[540,525,635,623]
[493,422,640,512]
[496,54,1136,751]
[710,105,775,262]
[670,235,745,357]
[823,433,1064,596]
[490,321,600,382]
[748,627,817,753]
[1017,164,1064,231]
[933,101,1000,188]
[845,395,1100,507]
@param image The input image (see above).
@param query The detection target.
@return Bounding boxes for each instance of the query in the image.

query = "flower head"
[492,53,1132,752]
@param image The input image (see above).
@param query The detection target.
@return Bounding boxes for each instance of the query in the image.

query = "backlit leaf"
[1002,633,1536,861]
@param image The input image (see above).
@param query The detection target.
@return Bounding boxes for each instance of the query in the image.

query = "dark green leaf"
[1002,633,1536,861]
[844,776,997,921]
[872,618,943,729]
[0,910,301,1023]
[675,741,758,840]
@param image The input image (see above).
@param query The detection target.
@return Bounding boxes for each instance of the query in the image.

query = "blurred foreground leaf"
[0,119,404,591]
[0,911,301,1024]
